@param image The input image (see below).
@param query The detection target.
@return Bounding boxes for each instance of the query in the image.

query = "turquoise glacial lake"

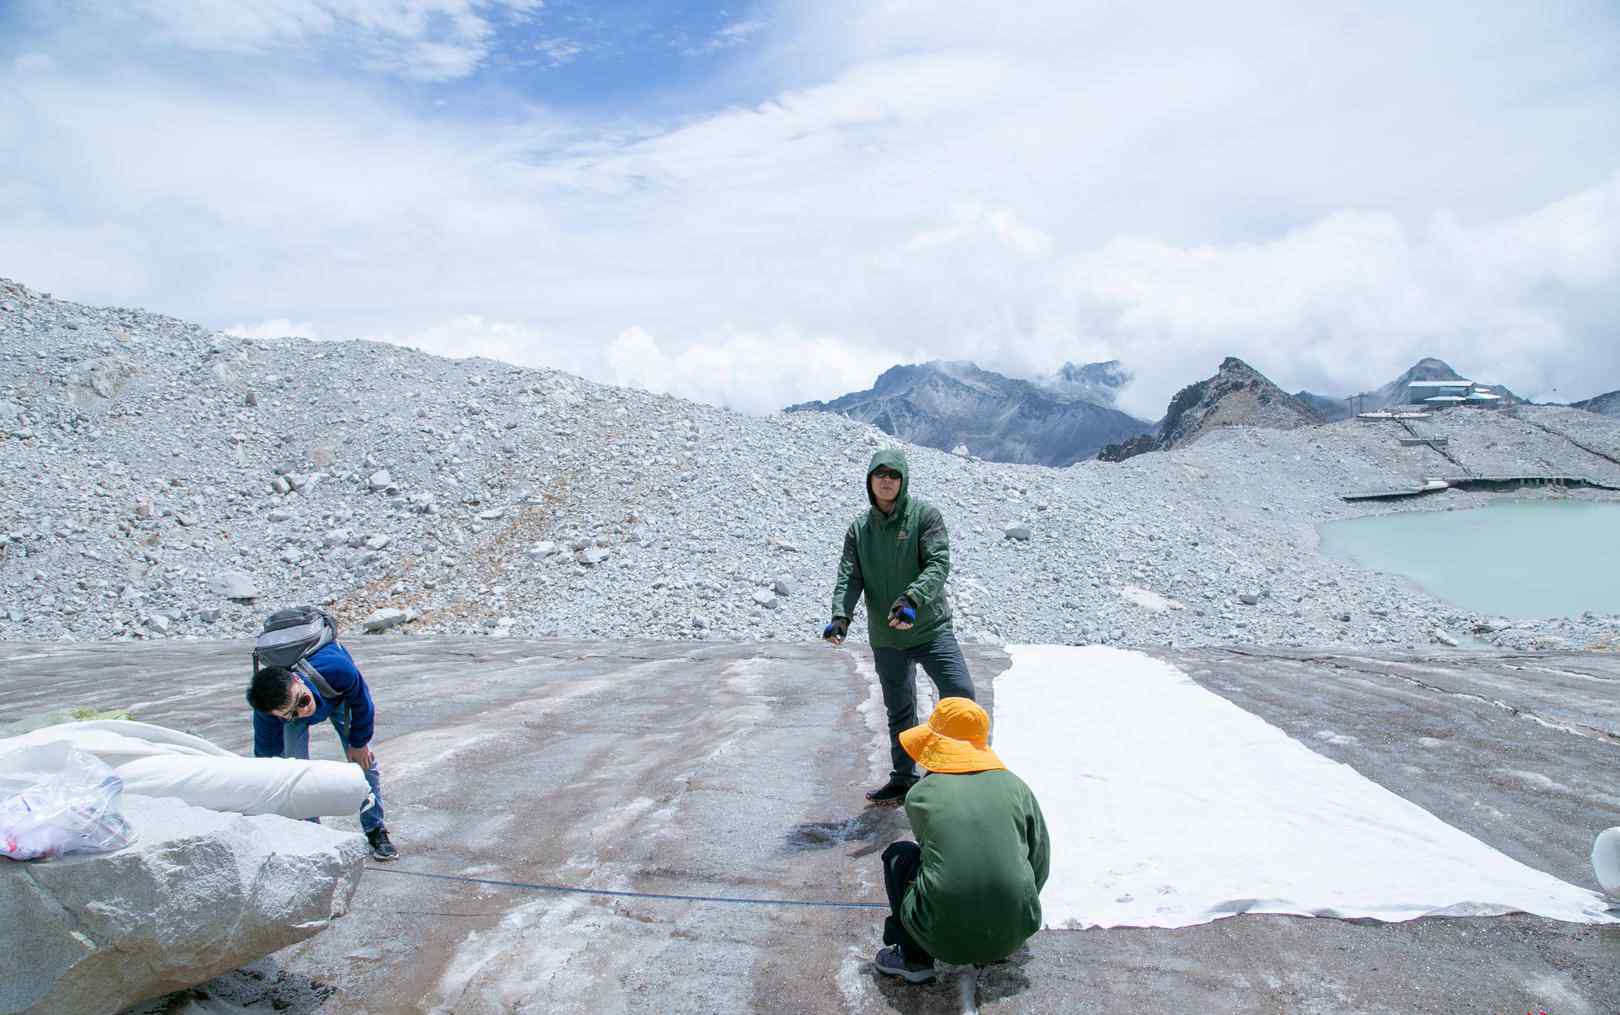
[1317,501,1620,619]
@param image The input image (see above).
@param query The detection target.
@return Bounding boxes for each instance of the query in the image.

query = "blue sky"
[3,1,1620,415]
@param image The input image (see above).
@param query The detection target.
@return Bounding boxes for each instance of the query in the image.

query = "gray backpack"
[253,606,343,700]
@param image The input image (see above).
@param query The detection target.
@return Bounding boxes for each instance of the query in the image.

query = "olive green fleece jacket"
[901,769,1051,965]
[830,449,954,650]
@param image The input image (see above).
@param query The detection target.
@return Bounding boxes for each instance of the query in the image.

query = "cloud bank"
[2,0,1618,417]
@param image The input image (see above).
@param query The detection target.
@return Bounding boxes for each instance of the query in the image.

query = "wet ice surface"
[3,637,1617,1014]
[994,646,1618,929]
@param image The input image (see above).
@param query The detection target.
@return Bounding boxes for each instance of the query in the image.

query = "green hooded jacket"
[830,449,954,650]
[900,769,1050,965]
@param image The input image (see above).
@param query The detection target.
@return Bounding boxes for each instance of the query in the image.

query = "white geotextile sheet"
[5,720,236,766]
[994,645,1619,929]
[1,720,369,820]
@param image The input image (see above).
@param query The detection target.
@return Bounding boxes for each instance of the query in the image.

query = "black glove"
[822,617,849,643]
[888,596,917,627]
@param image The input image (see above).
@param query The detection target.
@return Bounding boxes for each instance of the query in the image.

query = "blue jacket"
[251,642,377,755]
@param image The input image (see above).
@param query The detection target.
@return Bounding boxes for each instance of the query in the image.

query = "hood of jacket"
[866,448,910,514]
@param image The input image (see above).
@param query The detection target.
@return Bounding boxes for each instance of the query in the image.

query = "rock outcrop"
[1099,357,1321,461]
[3,794,365,1015]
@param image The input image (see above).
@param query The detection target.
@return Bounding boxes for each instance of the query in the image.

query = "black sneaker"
[874,944,936,983]
[865,777,916,807]
[366,826,399,861]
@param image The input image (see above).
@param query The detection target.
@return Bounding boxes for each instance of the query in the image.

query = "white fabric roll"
[1,720,370,820]
[3,720,235,767]
[116,755,370,819]
[1593,827,1620,896]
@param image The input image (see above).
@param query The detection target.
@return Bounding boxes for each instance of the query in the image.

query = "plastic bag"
[0,741,135,861]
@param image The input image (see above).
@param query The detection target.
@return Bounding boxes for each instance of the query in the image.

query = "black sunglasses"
[277,689,312,720]
[872,468,902,480]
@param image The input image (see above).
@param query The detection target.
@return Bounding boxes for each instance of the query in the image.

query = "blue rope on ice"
[365,865,888,910]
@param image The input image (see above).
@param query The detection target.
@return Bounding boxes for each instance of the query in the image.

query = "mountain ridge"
[785,359,1153,466]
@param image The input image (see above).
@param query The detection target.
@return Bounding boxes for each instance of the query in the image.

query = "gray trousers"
[872,631,975,780]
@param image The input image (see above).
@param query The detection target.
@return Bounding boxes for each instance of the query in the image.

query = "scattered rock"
[1120,587,1185,612]
[1004,524,1032,541]
[209,571,261,601]
[361,608,409,633]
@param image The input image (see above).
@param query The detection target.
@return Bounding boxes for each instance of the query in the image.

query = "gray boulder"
[2,794,364,1015]
[208,571,261,601]
[362,608,409,633]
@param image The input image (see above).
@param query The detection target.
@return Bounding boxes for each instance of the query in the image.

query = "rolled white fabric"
[116,755,371,819]
[1594,827,1620,896]
[3,720,235,767]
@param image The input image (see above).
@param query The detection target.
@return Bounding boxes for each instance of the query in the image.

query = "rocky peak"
[1099,357,1320,462]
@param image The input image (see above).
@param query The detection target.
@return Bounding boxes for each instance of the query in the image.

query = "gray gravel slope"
[3,277,1619,652]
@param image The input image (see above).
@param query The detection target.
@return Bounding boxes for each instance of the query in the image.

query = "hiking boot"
[865,777,916,806]
[366,826,399,861]
[874,944,936,983]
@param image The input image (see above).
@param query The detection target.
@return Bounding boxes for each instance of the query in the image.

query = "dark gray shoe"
[366,826,399,861]
[874,944,936,983]
[865,777,916,806]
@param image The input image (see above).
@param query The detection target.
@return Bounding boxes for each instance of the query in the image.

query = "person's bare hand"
[346,745,375,768]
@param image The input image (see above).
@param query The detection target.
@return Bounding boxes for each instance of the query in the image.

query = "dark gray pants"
[872,631,975,780]
[882,840,932,964]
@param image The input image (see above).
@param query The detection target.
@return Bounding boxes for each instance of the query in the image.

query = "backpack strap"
[294,658,343,702]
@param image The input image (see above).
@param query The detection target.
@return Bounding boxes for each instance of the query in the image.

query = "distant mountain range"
[790,353,1599,467]
[784,360,1153,466]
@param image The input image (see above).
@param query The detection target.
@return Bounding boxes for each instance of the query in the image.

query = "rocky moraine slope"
[3,278,1620,653]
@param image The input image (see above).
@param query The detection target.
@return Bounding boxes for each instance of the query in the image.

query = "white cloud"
[96,0,545,80]
[226,318,320,340]
[534,36,583,67]
[601,326,913,414]
[3,0,1619,417]
[1063,175,1620,417]
[685,18,767,56]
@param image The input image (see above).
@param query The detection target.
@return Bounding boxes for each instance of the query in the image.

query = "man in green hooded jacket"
[824,448,976,805]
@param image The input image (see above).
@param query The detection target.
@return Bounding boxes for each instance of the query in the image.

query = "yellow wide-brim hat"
[899,697,1005,774]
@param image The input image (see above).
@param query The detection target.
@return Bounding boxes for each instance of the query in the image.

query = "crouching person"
[246,640,399,861]
[875,697,1049,983]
